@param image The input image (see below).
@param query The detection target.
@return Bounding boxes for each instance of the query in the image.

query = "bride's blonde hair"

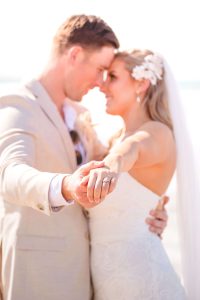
[115,49,173,130]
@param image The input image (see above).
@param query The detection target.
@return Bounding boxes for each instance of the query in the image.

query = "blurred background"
[0,0,200,281]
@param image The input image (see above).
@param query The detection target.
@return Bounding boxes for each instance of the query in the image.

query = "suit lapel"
[25,80,77,171]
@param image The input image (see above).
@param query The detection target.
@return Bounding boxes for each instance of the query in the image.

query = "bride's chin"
[105,107,117,116]
[105,103,118,115]
[105,105,111,114]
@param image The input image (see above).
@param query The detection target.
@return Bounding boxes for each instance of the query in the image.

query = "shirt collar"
[62,102,77,130]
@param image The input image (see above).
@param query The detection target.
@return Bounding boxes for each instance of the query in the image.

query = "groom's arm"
[145,196,169,238]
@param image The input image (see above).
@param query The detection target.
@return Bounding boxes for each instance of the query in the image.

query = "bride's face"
[101,58,138,116]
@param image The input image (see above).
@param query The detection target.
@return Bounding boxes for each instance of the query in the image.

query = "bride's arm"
[103,121,174,173]
[85,121,174,203]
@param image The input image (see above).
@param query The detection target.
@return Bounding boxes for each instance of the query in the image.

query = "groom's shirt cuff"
[49,174,74,207]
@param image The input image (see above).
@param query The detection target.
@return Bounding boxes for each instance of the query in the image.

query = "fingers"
[81,175,89,186]
[148,225,163,239]
[100,179,111,199]
[108,177,118,193]
[162,195,169,205]
[87,174,110,203]
[146,195,169,238]
[86,171,118,204]
[156,195,169,211]
[91,175,117,203]
[87,173,99,202]
[146,212,167,239]
[146,217,166,239]
[76,193,99,209]
[149,209,168,222]
[146,217,167,229]
[79,161,105,176]
[73,182,103,209]
[146,196,169,239]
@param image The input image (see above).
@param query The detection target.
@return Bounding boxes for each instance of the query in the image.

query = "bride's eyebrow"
[108,70,117,76]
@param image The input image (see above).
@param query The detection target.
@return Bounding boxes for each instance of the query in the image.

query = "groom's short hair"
[53,14,120,55]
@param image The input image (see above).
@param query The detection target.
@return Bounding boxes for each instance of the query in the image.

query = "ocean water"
[0,80,200,278]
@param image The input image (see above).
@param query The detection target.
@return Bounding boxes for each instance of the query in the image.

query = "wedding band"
[102,178,111,183]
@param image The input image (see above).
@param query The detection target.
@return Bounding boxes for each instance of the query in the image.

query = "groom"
[0,15,168,300]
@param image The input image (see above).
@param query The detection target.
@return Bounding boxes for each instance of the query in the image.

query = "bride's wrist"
[103,153,122,173]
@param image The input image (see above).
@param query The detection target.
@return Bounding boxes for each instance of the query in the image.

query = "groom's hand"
[61,161,105,208]
[145,195,169,238]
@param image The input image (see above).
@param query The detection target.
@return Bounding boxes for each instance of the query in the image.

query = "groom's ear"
[68,46,84,65]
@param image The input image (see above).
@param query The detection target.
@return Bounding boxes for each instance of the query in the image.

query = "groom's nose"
[99,78,108,93]
[99,81,106,93]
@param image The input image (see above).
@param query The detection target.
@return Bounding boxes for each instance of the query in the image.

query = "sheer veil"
[164,59,200,299]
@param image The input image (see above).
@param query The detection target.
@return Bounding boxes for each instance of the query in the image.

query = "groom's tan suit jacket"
[0,80,106,300]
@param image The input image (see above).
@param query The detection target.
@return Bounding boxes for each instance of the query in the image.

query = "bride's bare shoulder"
[138,120,174,142]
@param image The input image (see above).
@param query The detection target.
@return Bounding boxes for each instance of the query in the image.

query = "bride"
[84,49,199,299]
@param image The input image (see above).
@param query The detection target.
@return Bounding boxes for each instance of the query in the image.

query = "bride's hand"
[81,167,118,204]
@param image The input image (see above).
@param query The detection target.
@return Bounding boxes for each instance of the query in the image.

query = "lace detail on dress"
[89,173,186,300]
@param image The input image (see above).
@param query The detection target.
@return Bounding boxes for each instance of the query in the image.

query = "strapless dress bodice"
[88,172,160,242]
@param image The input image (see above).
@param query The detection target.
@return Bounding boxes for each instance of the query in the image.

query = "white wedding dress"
[88,172,186,300]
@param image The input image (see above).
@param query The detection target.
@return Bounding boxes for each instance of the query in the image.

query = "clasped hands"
[62,160,118,209]
[61,160,169,237]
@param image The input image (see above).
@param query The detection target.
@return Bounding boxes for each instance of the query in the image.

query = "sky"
[0,0,200,81]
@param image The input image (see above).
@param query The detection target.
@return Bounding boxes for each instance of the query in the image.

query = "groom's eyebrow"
[97,64,107,70]
[101,65,109,70]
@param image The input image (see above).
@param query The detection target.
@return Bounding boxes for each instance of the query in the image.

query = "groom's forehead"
[88,46,115,67]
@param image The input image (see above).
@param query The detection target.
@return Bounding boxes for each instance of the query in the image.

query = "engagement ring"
[102,178,111,184]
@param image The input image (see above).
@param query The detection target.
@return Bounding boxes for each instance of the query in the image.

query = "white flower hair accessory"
[131,54,163,85]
